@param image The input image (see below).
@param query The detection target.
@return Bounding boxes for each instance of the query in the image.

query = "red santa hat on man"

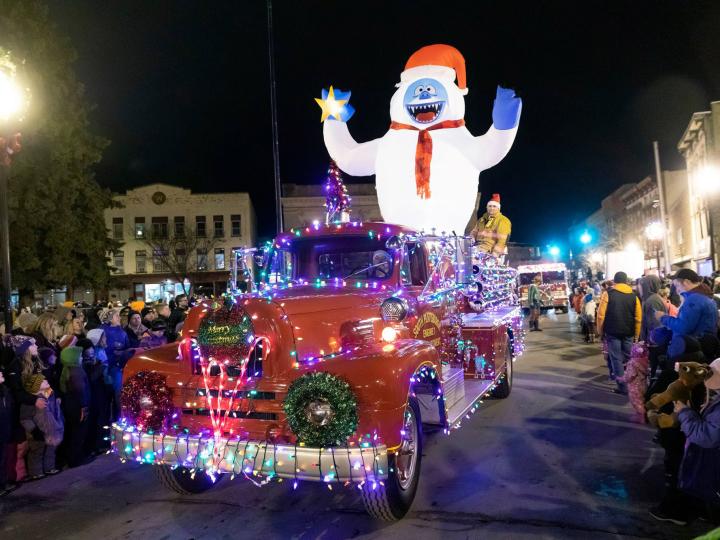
[399,44,469,96]
[487,193,501,208]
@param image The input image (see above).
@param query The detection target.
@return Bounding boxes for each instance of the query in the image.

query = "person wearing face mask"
[655,269,718,359]
[471,193,512,256]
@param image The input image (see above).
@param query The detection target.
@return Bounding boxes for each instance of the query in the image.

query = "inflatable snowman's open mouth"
[406,102,444,124]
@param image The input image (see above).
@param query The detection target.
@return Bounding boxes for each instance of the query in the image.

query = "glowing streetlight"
[580,231,592,245]
[695,165,720,196]
[0,50,28,332]
[644,221,664,241]
[549,245,560,257]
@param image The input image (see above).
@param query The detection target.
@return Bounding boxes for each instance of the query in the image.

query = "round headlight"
[305,399,335,426]
[380,297,408,322]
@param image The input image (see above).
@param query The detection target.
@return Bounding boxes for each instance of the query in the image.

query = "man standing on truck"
[471,193,512,255]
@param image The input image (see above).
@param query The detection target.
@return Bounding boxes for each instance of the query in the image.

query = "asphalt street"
[0,313,715,540]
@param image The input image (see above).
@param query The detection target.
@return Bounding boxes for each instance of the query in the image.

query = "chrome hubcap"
[396,406,418,490]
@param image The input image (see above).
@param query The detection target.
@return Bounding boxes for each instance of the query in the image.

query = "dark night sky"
[48,1,720,246]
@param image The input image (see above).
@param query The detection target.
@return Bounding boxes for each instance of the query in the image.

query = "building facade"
[282,182,482,234]
[104,184,256,303]
[677,102,720,275]
[663,169,694,269]
[281,183,383,229]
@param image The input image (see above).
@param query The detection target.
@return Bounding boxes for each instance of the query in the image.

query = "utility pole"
[266,0,283,234]
[653,141,672,276]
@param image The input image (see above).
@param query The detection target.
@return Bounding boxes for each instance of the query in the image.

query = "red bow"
[389,120,465,199]
[0,133,22,167]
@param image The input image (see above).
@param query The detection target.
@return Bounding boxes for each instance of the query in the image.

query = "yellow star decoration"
[315,86,347,123]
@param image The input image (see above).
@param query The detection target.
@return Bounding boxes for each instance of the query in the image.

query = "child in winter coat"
[675,358,720,524]
[19,373,63,479]
[617,341,650,423]
[59,346,90,467]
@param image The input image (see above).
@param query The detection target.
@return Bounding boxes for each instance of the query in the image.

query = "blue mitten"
[492,86,522,130]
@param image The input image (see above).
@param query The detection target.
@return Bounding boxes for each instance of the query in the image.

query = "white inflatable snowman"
[320,44,522,234]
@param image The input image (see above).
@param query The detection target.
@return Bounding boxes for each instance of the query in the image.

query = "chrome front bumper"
[112,424,388,482]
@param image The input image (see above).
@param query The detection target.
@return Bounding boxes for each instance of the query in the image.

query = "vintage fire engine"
[113,222,523,521]
[517,262,570,313]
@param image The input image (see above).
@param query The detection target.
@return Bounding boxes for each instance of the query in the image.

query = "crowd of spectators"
[570,269,720,527]
[0,294,192,496]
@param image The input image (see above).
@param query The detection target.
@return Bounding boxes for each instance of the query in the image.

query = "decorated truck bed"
[113,222,523,520]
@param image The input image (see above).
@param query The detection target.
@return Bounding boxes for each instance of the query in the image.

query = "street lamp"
[549,245,560,257]
[580,231,592,245]
[0,51,28,333]
[695,165,720,196]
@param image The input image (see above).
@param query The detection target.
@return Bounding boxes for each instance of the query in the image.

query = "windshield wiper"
[343,262,389,279]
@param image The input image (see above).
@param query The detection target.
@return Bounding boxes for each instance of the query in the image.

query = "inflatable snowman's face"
[390,76,465,127]
[403,78,448,125]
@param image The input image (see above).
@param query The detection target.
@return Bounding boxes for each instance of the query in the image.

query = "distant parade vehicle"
[517,262,570,313]
[112,222,524,520]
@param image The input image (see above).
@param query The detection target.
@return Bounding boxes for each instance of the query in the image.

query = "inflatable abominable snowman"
[321,44,522,234]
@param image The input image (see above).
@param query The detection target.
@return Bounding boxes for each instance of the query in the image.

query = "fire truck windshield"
[267,236,396,282]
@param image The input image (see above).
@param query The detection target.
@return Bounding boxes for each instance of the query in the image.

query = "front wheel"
[361,397,422,521]
[154,464,222,495]
[492,344,513,399]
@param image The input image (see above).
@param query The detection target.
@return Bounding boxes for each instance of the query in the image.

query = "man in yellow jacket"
[471,193,512,255]
[596,271,642,395]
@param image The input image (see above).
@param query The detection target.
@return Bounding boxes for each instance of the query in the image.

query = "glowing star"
[315,86,353,123]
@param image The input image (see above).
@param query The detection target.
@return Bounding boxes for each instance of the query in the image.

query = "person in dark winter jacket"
[661,359,720,525]
[638,275,666,342]
[101,310,135,421]
[639,275,668,381]
[58,346,91,467]
[0,370,17,496]
[124,311,148,348]
[656,269,719,358]
[139,319,168,349]
[597,271,642,395]
[78,338,110,454]
[167,294,189,342]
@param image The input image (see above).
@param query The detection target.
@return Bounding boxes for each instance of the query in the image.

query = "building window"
[135,250,147,273]
[135,217,146,239]
[214,248,225,270]
[113,250,124,274]
[153,249,169,273]
[174,216,185,238]
[112,217,124,240]
[677,227,684,246]
[151,216,169,239]
[197,248,208,271]
[231,214,241,237]
[213,215,224,238]
[196,216,206,238]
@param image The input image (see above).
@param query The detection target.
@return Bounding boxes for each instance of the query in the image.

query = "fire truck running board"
[418,378,495,426]
[445,379,495,427]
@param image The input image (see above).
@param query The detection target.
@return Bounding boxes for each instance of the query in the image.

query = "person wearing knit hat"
[11,335,36,358]
[18,371,62,479]
[320,43,522,235]
[22,373,46,396]
[664,358,720,525]
[471,193,512,255]
[59,346,91,467]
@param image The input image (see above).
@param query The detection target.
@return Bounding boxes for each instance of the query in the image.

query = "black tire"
[154,465,222,495]
[361,397,422,521]
[492,344,513,399]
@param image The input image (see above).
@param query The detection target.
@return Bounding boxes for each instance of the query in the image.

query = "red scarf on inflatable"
[389,119,465,199]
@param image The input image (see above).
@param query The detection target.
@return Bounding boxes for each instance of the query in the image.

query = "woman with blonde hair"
[30,313,61,350]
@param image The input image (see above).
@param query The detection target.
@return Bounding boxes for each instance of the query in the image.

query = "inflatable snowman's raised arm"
[323,120,379,177]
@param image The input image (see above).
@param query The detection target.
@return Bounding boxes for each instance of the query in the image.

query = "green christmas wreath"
[284,372,358,447]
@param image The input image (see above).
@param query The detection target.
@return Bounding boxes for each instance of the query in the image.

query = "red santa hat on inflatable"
[487,193,501,208]
[399,44,469,96]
